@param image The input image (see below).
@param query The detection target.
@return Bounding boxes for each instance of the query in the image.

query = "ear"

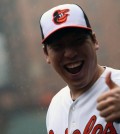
[92,32,99,50]
[43,45,51,64]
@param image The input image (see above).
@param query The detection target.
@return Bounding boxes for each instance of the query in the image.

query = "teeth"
[66,62,82,69]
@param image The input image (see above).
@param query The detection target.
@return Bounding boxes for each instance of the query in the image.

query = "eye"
[49,43,64,51]
[75,36,88,46]
[75,38,85,46]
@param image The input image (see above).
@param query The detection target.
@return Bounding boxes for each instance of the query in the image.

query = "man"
[39,4,120,134]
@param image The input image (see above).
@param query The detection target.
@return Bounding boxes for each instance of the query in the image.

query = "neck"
[70,65,105,101]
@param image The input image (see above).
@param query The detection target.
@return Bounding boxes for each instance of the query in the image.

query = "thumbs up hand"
[97,72,120,122]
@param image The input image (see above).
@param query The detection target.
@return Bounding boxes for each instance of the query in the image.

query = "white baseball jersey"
[46,67,120,134]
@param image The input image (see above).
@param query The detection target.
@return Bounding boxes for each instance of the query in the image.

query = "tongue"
[66,66,82,74]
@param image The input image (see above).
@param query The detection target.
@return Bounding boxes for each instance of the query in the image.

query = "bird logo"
[53,9,69,24]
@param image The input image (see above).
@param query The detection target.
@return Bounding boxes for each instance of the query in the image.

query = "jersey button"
[72,106,75,110]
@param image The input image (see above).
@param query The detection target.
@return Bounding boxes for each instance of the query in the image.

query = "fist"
[97,72,120,122]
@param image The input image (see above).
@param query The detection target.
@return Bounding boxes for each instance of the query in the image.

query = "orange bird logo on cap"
[53,9,69,24]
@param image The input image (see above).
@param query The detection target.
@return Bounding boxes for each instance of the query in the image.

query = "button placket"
[68,101,78,134]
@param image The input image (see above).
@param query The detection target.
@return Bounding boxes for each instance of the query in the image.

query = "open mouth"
[64,61,84,74]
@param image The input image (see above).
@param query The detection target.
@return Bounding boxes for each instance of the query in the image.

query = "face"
[43,30,99,91]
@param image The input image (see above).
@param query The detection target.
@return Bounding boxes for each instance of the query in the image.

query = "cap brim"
[42,26,92,44]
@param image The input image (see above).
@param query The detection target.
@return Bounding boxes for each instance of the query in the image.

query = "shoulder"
[46,86,71,119]
[50,86,70,104]
[46,86,71,114]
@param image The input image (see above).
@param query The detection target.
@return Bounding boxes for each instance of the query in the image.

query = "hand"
[97,72,120,122]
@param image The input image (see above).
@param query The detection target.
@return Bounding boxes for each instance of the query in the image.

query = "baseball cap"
[40,4,92,44]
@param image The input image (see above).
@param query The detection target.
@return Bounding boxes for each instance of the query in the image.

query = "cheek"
[51,57,61,66]
[86,45,97,60]
[49,55,63,74]
[84,47,97,71]
[47,52,61,66]
[88,53,97,67]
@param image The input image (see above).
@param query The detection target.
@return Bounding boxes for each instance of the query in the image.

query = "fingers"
[97,95,120,122]
[102,111,120,122]
[105,72,118,89]
[97,91,113,103]
[97,96,114,110]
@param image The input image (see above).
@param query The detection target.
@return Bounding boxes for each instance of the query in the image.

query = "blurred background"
[0,0,120,134]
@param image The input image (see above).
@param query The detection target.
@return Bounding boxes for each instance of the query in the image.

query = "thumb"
[105,72,118,89]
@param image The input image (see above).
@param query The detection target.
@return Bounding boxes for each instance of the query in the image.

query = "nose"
[64,47,77,59]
